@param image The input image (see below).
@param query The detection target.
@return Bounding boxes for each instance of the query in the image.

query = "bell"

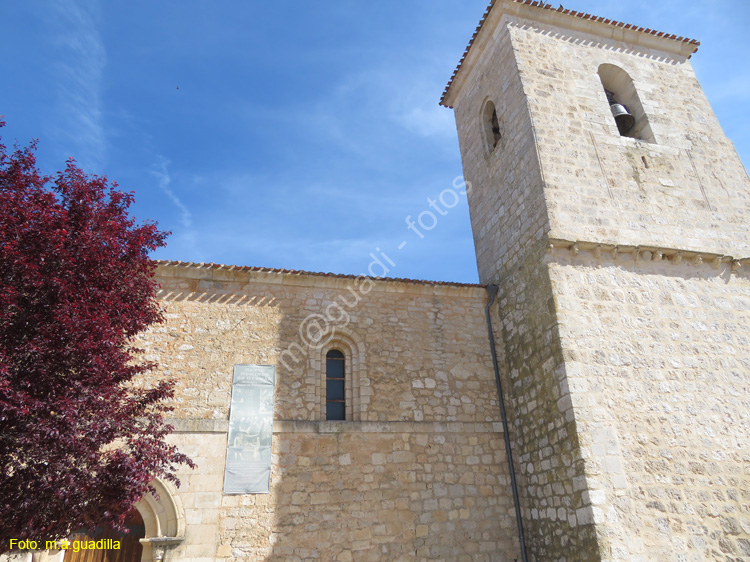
[610,102,635,135]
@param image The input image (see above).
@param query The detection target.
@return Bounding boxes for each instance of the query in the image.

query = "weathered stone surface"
[446,1,750,561]
[13,4,748,562]
[133,267,521,561]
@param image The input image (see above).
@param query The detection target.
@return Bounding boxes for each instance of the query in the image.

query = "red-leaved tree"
[0,122,194,549]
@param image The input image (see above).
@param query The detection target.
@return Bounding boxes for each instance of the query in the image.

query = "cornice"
[154,260,487,299]
[547,238,748,273]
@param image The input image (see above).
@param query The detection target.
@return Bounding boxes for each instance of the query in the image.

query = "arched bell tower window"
[482,99,503,153]
[598,63,655,143]
[326,349,346,420]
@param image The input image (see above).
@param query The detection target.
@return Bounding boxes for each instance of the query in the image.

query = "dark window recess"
[491,110,502,146]
[326,349,345,420]
[482,100,502,152]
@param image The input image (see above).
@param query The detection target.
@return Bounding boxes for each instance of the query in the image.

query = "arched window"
[325,349,345,421]
[482,99,503,152]
[316,332,366,422]
[598,63,655,143]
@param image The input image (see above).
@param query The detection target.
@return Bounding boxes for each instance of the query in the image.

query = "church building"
[141,1,750,561]
[15,1,749,561]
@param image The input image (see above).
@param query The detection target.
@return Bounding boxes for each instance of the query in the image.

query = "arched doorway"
[63,509,144,562]
[23,478,184,562]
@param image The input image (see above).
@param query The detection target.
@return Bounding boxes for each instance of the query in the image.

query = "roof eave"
[154,259,485,291]
[440,0,700,108]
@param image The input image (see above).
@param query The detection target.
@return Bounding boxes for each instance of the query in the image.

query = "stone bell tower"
[441,1,750,561]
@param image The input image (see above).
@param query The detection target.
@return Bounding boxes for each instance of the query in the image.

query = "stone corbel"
[545,237,747,275]
[139,537,184,561]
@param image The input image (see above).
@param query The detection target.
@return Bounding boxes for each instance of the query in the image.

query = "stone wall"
[135,263,522,562]
[219,421,514,561]
[549,247,750,561]
[442,2,750,560]
[503,9,750,560]
[495,243,602,561]
[505,11,750,257]
[447,7,607,559]
[450,9,548,284]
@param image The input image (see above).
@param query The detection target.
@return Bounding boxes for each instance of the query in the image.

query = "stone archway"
[1,479,184,562]
[133,478,185,562]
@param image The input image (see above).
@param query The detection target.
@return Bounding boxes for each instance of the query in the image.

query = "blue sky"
[1,1,748,284]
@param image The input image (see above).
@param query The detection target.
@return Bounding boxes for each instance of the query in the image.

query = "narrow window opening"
[325,349,345,421]
[641,155,649,168]
[491,111,501,146]
[482,100,503,152]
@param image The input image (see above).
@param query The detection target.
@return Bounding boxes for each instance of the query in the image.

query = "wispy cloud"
[153,157,193,232]
[390,89,456,139]
[47,0,106,171]
[151,157,201,258]
[321,65,457,143]
[706,74,750,103]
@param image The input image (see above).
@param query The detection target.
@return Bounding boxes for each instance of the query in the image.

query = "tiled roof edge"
[154,259,484,288]
[439,0,701,108]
